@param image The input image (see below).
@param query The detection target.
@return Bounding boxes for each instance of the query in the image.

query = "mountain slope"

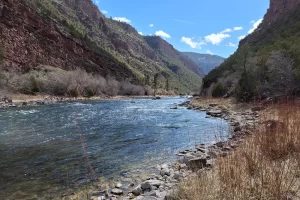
[0,0,202,94]
[203,0,300,100]
[182,52,225,74]
[145,37,205,78]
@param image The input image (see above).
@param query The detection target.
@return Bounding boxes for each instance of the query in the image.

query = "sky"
[92,0,269,58]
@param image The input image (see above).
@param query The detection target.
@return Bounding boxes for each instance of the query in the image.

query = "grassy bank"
[175,101,300,200]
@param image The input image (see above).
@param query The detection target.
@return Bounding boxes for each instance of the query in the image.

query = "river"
[0,97,228,199]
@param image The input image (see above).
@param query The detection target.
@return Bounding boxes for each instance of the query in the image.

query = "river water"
[0,97,228,199]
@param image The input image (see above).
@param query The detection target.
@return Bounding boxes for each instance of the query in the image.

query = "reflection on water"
[0,97,228,199]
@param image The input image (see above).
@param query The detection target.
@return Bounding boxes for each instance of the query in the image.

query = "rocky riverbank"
[0,95,167,109]
[87,98,262,200]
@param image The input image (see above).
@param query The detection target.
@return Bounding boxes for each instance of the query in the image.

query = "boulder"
[111,188,123,195]
[160,168,171,176]
[132,185,142,195]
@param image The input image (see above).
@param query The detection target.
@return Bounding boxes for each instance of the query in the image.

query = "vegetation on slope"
[203,4,300,101]
[24,0,201,94]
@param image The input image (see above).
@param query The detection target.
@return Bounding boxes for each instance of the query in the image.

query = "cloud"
[174,19,196,24]
[112,17,131,24]
[222,28,232,33]
[101,10,108,14]
[205,32,230,45]
[181,37,206,49]
[155,30,171,38]
[238,35,246,41]
[138,32,143,35]
[149,24,154,27]
[226,42,236,47]
[234,26,243,31]
[248,18,263,34]
[206,50,213,55]
[95,0,100,5]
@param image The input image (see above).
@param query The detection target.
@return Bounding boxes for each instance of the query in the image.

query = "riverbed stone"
[160,168,171,176]
[111,188,123,195]
[132,185,142,195]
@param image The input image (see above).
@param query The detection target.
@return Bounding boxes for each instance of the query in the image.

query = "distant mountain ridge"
[181,52,225,74]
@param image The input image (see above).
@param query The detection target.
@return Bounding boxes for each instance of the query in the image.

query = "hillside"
[203,0,300,100]
[0,0,202,95]
[182,52,225,74]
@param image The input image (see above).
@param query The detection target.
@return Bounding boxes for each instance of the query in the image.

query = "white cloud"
[222,28,232,33]
[181,37,206,49]
[238,35,246,41]
[101,10,108,14]
[234,26,243,31]
[138,32,143,35]
[95,0,100,5]
[226,42,236,47]
[248,18,263,34]
[206,50,213,55]
[112,17,131,24]
[155,30,171,39]
[149,24,154,27]
[205,33,230,45]
[174,19,196,24]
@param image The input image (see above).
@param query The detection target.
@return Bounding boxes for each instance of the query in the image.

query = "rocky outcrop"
[264,0,300,24]
[0,0,135,81]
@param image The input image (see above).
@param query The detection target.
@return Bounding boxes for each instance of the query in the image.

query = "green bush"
[212,82,228,97]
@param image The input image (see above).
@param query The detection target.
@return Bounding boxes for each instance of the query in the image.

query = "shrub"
[212,82,228,97]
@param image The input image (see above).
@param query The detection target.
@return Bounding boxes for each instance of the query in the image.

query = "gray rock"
[132,185,142,195]
[115,183,122,188]
[111,188,123,195]
[141,182,151,190]
[160,168,171,176]
[145,180,164,187]
[143,190,158,197]
[136,196,158,200]
[161,164,169,169]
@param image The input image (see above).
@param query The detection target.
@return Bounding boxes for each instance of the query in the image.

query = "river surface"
[0,97,228,199]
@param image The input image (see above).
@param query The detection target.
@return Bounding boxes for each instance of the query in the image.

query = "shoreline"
[0,94,178,109]
[84,97,261,200]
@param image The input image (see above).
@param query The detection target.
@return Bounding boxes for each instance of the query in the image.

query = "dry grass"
[176,103,300,200]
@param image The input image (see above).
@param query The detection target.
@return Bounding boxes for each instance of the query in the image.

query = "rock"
[172,172,181,180]
[251,106,263,112]
[179,163,187,170]
[143,191,158,197]
[141,182,151,190]
[161,164,169,169]
[111,188,123,195]
[115,183,122,188]
[215,141,224,148]
[206,159,215,167]
[188,157,207,169]
[143,180,164,187]
[170,106,177,110]
[132,185,142,195]
[136,196,158,200]
[160,168,171,176]
[234,126,241,132]
[209,103,218,107]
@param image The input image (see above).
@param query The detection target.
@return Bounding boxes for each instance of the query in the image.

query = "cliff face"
[0,0,134,80]
[264,0,300,24]
[0,0,202,92]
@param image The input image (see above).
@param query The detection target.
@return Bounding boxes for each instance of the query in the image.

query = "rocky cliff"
[0,0,202,93]
[264,0,300,24]
[0,0,136,80]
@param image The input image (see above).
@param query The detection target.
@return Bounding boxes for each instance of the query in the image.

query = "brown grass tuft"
[176,103,300,200]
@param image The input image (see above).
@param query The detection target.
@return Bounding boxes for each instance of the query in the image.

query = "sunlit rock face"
[264,0,300,24]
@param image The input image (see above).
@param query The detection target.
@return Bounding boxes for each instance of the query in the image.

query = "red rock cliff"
[264,0,300,24]
[0,0,135,80]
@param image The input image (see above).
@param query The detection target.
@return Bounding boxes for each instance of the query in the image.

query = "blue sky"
[92,0,269,58]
